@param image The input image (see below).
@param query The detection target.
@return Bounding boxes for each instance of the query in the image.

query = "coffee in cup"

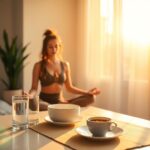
[87,116,117,137]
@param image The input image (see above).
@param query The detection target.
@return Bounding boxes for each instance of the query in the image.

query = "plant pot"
[2,89,22,105]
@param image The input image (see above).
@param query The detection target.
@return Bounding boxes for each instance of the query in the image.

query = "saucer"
[76,125,123,140]
[45,116,82,126]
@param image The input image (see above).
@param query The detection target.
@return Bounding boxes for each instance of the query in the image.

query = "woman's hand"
[22,91,34,99]
[88,88,100,95]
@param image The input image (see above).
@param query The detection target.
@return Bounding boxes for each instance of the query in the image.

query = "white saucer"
[76,125,123,140]
[45,116,82,126]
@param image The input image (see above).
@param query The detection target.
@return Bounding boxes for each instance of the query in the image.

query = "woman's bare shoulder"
[62,61,70,68]
[34,61,42,69]
[62,61,70,72]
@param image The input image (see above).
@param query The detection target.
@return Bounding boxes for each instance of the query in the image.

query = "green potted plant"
[0,30,29,105]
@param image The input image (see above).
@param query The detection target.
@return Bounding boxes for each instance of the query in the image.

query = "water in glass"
[12,96,29,131]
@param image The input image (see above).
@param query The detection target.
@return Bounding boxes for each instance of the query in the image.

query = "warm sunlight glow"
[123,0,150,45]
[101,0,113,33]
[101,0,150,45]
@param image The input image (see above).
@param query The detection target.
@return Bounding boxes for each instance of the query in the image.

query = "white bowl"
[48,104,80,122]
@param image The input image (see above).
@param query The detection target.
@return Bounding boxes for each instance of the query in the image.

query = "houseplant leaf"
[0,30,29,90]
[3,30,10,52]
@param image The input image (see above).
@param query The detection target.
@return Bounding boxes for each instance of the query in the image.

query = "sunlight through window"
[123,0,150,45]
[100,0,113,33]
[101,0,150,45]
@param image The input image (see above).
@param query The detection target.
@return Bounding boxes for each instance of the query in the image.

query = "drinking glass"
[12,95,29,131]
[28,95,39,126]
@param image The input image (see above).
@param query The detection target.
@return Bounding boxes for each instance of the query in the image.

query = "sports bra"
[39,61,65,87]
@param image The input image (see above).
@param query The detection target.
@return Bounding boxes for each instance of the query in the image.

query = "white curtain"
[76,0,150,119]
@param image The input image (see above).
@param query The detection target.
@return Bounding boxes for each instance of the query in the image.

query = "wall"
[0,0,23,98]
[23,0,77,94]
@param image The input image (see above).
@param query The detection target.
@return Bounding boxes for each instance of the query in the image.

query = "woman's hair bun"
[43,29,54,37]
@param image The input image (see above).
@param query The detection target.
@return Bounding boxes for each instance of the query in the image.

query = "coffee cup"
[48,104,80,122]
[87,116,117,137]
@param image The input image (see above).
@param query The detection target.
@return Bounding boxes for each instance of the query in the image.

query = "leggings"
[39,92,95,111]
[39,92,60,104]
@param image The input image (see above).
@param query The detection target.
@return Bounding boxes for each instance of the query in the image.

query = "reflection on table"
[0,106,150,150]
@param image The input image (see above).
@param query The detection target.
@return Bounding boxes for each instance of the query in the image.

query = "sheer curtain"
[76,0,150,119]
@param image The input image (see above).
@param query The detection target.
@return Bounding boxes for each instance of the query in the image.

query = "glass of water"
[12,95,29,131]
[28,95,39,126]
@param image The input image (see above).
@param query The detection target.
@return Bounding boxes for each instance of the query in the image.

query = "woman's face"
[46,39,59,57]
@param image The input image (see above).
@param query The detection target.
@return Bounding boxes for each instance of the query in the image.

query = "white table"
[1,106,150,150]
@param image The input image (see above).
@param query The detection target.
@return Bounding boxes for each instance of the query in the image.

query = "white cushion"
[0,100,12,115]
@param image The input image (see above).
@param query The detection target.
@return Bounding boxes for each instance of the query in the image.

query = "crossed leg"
[39,94,95,111]
[67,94,95,107]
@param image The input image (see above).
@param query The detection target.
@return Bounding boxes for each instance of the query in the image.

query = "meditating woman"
[28,29,100,110]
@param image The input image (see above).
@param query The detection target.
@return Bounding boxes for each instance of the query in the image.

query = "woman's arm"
[64,62,100,95]
[29,62,41,98]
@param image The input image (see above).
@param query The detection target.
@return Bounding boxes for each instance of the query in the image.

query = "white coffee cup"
[48,104,80,122]
[87,116,117,137]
